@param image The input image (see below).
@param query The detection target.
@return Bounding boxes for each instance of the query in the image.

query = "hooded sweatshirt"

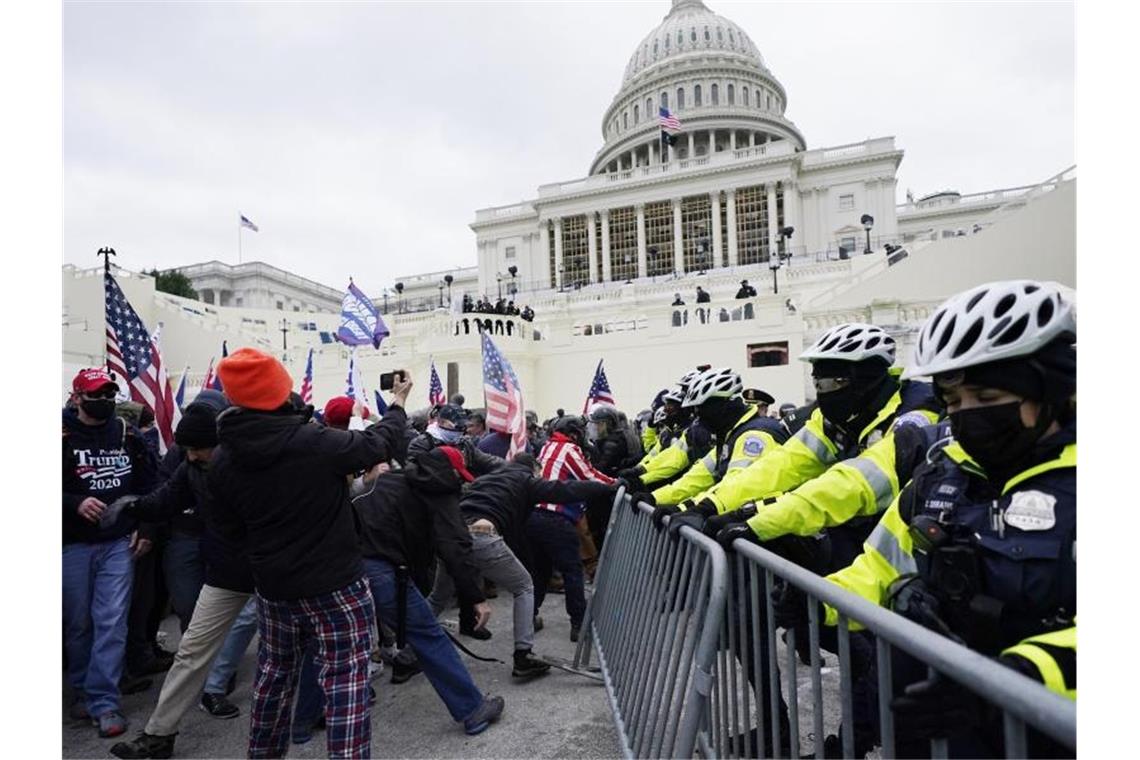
[209,404,407,601]
[62,407,157,545]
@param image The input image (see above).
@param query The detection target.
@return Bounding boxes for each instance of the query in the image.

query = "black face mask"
[697,399,744,437]
[80,398,116,421]
[817,386,866,428]
[948,401,1047,478]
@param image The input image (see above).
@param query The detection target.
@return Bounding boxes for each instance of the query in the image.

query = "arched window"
[727,84,735,105]
[677,30,683,46]
[694,84,702,106]
[742,86,749,106]
[634,104,640,123]
[623,111,628,129]
[661,91,668,110]
[647,97,653,117]
[711,83,719,105]
[665,34,670,51]
[728,30,736,46]
[704,26,710,42]
[653,40,658,57]
[717,26,723,42]
[691,27,697,42]
[677,87,685,109]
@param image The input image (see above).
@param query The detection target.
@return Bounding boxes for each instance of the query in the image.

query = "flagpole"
[238,218,242,265]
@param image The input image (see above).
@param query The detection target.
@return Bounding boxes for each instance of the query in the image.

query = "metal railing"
[575,493,727,759]
[716,539,1077,758]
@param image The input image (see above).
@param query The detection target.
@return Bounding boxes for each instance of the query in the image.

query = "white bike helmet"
[904,280,1076,379]
[682,367,743,408]
[799,323,896,366]
[678,369,704,392]
[663,388,685,406]
[652,406,669,425]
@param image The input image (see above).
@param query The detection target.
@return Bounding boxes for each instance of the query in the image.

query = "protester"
[466,411,488,440]
[207,348,412,758]
[63,368,158,738]
[735,279,757,298]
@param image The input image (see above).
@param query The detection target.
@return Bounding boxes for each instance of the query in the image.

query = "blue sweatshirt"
[62,407,158,545]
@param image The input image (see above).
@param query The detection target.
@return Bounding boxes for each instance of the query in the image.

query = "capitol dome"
[590,0,805,175]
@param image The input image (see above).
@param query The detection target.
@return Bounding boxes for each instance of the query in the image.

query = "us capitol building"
[62,0,1075,413]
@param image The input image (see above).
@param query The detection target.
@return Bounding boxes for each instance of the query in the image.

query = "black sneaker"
[459,625,493,641]
[463,695,504,735]
[532,615,544,632]
[390,660,422,685]
[199,692,240,719]
[511,650,551,678]
[569,624,581,643]
[110,732,177,759]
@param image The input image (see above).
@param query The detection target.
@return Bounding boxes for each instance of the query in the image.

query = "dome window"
[677,30,683,46]
[729,30,736,46]
[717,27,723,42]
[727,84,735,105]
[646,97,653,116]
[653,40,658,57]
[677,87,685,109]
[742,86,749,106]
[704,26,710,42]
[660,91,669,109]
[665,35,670,51]
[623,111,628,129]
[691,27,697,42]
[634,104,640,123]
[711,83,719,105]
[694,84,702,106]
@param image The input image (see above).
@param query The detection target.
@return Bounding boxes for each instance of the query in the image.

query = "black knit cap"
[174,402,220,448]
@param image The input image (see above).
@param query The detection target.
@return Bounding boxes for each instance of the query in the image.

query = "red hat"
[437,445,475,482]
[323,396,355,429]
[73,367,120,395]
[217,348,293,411]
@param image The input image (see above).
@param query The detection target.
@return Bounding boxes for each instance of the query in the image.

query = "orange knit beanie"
[217,348,293,411]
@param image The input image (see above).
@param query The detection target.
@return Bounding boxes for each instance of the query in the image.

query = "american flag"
[201,357,216,390]
[240,214,259,232]
[300,347,314,405]
[104,270,181,453]
[428,360,445,407]
[658,106,681,132]
[481,333,527,458]
[582,359,616,413]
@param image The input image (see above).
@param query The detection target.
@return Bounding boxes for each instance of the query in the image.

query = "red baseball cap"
[73,368,120,395]
[323,396,355,429]
[437,445,475,482]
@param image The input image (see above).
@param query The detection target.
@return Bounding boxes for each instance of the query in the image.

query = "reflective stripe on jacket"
[1001,624,1076,700]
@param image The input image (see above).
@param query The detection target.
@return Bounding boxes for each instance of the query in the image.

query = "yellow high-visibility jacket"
[1001,624,1076,700]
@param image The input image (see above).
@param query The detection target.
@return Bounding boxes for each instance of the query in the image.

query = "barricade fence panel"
[577,494,1074,759]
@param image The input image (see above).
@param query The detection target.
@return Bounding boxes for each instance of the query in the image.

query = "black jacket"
[62,408,157,545]
[407,432,505,476]
[460,460,617,566]
[353,452,485,606]
[209,405,408,601]
[591,430,631,477]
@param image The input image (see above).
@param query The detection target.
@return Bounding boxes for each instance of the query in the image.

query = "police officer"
[784,280,1077,757]
[618,369,713,491]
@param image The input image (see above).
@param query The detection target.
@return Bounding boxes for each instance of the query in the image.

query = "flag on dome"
[240,214,259,232]
[300,348,314,405]
[582,359,616,413]
[428,359,445,407]
[658,106,681,132]
[336,280,390,349]
[481,333,527,458]
[104,270,180,454]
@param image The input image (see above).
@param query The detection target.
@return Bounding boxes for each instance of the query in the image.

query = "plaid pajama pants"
[248,578,374,759]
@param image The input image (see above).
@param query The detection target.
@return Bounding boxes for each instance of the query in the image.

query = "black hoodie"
[209,404,408,601]
[62,407,157,545]
[352,449,485,606]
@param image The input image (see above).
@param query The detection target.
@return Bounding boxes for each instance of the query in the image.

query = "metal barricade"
[575,493,727,759]
[716,540,1077,759]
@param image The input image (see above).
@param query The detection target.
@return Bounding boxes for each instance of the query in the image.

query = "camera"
[379,371,406,391]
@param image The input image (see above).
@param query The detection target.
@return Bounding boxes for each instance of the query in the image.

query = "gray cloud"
[64,0,1074,293]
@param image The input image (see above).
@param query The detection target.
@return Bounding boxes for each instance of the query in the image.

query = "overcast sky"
[63,0,1074,294]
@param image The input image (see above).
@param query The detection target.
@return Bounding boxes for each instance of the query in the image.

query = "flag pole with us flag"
[428,358,445,407]
[582,358,616,413]
[658,107,682,162]
[238,214,258,264]
[481,333,528,459]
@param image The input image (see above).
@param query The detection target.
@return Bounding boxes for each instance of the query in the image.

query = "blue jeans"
[363,557,484,722]
[62,536,134,716]
[164,532,205,632]
[203,597,258,695]
[526,510,586,626]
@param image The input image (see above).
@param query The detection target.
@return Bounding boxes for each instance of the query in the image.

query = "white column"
[636,204,647,278]
[554,217,564,289]
[726,189,739,267]
[539,223,551,288]
[586,212,598,284]
[766,184,779,260]
[688,132,695,159]
[672,198,684,275]
[730,130,737,151]
[750,132,757,147]
[601,209,612,282]
[709,129,716,155]
[710,192,722,268]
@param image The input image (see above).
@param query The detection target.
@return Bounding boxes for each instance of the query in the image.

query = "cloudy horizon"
[64,0,1074,294]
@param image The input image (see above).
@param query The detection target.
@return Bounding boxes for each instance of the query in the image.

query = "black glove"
[702,508,751,538]
[617,466,645,481]
[617,467,646,491]
[629,492,656,514]
[98,495,139,529]
[771,583,809,630]
[715,523,757,551]
[667,509,708,538]
[650,504,680,528]
[890,672,980,744]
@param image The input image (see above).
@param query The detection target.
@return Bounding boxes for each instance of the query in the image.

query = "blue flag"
[336,281,389,349]
[211,340,228,391]
[373,390,388,416]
